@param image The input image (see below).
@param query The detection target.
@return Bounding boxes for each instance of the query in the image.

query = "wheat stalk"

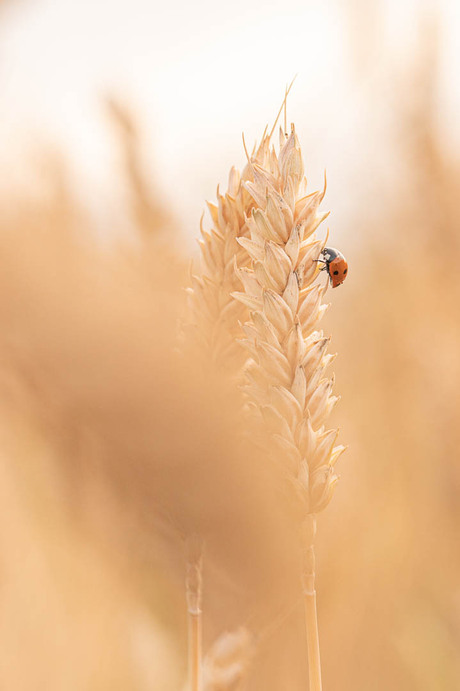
[232,124,346,690]
[182,135,274,691]
[186,535,205,691]
[105,97,174,237]
[202,627,255,691]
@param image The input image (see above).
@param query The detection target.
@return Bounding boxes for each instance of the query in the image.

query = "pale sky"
[0,0,458,242]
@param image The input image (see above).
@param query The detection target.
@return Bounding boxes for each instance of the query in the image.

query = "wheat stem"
[302,516,322,691]
[304,582,322,691]
[188,611,202,691]
[203,627,255,690]
[186,535,204,691]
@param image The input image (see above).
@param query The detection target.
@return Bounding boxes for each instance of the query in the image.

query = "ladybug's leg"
[312,259,327,272]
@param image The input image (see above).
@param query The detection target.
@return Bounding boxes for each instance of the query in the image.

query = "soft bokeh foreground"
[0,181,304,689]
[0,4,459,691]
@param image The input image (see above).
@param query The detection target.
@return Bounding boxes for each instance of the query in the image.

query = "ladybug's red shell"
[328,256,348,288]
[322,247,348,288]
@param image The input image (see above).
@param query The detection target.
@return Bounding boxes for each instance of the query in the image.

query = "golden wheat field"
[0,1,459,690]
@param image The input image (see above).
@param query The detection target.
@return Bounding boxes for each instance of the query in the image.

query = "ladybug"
[318,247,348,288]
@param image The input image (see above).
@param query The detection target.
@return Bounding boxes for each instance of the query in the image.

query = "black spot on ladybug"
[333,270,339,275]
[343,268,347,274]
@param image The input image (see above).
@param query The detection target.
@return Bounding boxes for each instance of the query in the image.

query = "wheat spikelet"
[232,123,346,690]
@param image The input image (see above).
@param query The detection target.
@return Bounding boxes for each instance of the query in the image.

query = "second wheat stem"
[303,515,322,691]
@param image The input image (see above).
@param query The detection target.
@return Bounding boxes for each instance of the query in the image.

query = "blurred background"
[0,0,459,689]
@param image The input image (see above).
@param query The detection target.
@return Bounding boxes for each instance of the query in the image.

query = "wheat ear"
[232,124,346,690]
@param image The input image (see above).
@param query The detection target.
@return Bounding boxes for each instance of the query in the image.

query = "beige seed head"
[232,124,344,515]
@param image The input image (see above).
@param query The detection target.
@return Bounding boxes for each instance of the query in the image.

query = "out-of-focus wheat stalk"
[186,535,204,691]
[182,117,287,690]
[203,627,254,691]
[232,124,346,690]
[182,148,258,690]
[106,97,175,238]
